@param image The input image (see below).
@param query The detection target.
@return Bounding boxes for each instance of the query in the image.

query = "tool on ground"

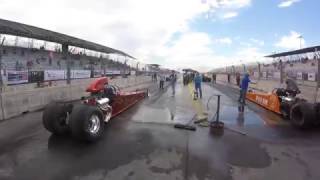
[207,94,247,135]
[209,94,225,129]
[174,114,197,131]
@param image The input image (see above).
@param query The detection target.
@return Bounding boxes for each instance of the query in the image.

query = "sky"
[0,0,319,72]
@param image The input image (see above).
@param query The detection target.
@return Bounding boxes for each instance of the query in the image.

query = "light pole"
[0,36,5,120]
[257,61,261,80]
[316,48,320,102]
[0,36,6,91]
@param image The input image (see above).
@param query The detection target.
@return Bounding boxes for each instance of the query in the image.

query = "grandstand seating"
[1,46,131,72]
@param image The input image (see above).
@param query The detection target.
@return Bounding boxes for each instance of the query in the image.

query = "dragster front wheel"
[69,104,105,142]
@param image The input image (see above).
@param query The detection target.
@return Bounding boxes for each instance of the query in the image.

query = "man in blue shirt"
[238,73,251,104]
[194,73,203,99]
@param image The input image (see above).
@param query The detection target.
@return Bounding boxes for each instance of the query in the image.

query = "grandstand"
[1,46,133,71]
[0,18,140,85]
[211,46,320,82]
[209,46,320,102]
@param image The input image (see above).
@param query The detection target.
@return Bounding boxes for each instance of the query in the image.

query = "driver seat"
[103,84,116,103]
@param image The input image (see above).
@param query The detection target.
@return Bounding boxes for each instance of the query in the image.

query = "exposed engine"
[276,80,301,119]
[97,98,111,111]
[96,98,112,122]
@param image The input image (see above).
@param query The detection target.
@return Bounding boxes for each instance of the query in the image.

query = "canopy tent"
[265,45,320,58]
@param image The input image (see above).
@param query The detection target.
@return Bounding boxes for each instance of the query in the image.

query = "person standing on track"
[194,73,203,99]
[236,72,241,86]
[212,73,216,84]
[238,73,251,104]
[159,74,165,89]
[169,71,177,96]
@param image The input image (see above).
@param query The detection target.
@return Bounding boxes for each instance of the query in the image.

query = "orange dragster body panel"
[246,91,281,114]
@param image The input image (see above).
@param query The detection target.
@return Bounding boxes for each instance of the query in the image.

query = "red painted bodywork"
[85,77,147,118]
[86,77,109,93]
[110,91,146,117]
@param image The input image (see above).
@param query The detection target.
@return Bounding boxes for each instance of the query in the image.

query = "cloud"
[222,12,238,19]
[250,38,265,46]
[149,31,238,72]
[215,37,233,44]
[278,0,300,8]
[152,32,263,72]
[204,0,251,20]
[275,31,305,50]
[0,0,251,71]
[236,47,265,61]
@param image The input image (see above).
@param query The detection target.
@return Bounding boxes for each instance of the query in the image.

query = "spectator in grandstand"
[238,73,251,105]
[57,60,61,69]
[15,61,19,71]
[26,60,33,70]
[194,73,203,99]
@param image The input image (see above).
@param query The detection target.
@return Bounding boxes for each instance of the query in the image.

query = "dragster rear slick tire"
[42,101,71,135]
[290,102,316,129]
[69,104,105,142]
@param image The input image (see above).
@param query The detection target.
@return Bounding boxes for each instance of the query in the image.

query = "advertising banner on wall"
[6,71,28,85]
[308,73,316,81]
[94,70,102,77]
[44,70,66,81]
[105,70,121,75]
[297,72,303,80]
[72,70,91,79]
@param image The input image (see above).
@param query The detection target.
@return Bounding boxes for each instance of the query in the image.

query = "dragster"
[246,47,320,128]
[246,81,320,128]
[42,77,148,142]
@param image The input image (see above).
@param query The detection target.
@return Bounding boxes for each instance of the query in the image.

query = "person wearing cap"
[238,73,251,104]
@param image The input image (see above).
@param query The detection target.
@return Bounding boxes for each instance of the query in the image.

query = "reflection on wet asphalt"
[1,81,320,180]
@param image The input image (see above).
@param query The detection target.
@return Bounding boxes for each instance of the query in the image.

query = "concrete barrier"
[0,75,151,120]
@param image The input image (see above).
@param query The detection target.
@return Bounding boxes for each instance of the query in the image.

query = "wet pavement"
[1,80,320,180]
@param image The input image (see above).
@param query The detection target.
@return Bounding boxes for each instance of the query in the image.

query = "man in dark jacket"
[238,73,251,104]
